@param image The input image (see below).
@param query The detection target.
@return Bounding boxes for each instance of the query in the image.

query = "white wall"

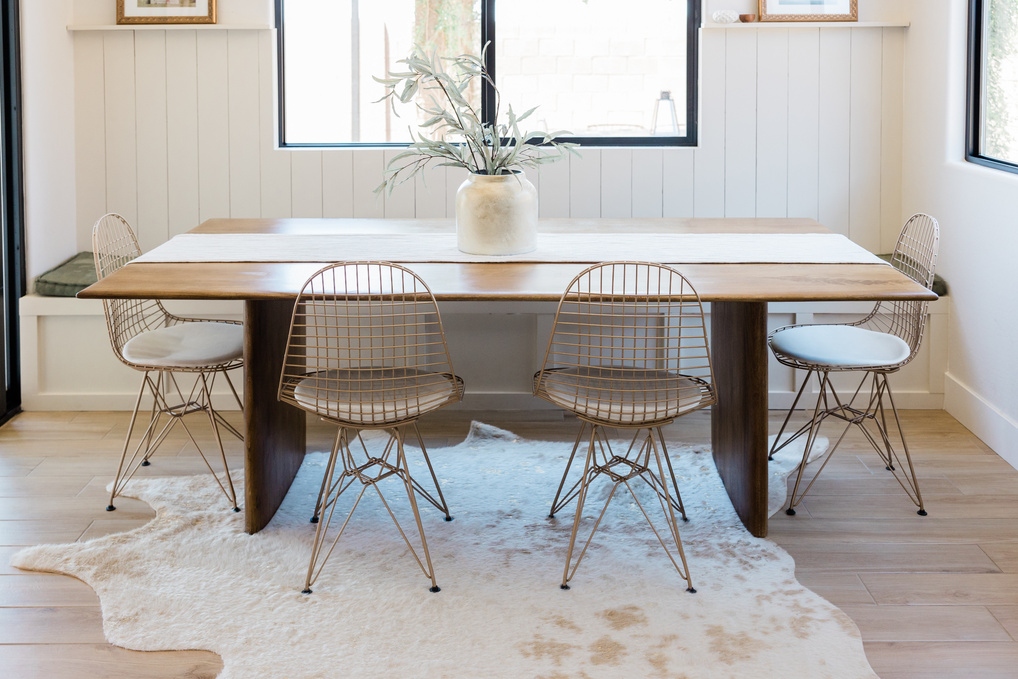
[901,0,1018,465]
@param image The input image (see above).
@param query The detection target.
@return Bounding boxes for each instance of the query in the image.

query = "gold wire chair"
[278,261,464,594]
[92,213,244,512]
[534,262,716,592]
[768,213,940,517]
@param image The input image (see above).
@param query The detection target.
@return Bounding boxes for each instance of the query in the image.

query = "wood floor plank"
[839,604,1012,641]
[802,493,1018,520]
[981,543,1018,573]
[0,606,106,643]
[791,571,876,605]
[0,520,90,546]
[773,541,999,573]
[864,641,1018,678]
[0,476,93,499]
[987,605,1018,641]
[0,574,99,606]
[861,573,1018,605]
[0,644,223,679]
[79,519,152,542]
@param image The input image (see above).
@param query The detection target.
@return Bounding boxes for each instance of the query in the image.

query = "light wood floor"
[1,408,1015,678]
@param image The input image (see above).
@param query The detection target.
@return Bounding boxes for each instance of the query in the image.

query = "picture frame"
[116,0,217,25]
[758,0,858,22]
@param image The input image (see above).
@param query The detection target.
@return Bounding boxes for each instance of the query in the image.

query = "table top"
[78,217,937,303]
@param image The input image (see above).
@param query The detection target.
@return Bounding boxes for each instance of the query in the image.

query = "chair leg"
[107,373,152,511]
[197,372,240,511]
[784,371,833,516]
[408,422,453,521]
[549,420,589,518]
[861,374,926,516]
[561,425,605,590]
[768,369,815,461]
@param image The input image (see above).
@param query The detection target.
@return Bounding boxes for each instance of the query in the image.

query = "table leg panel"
[244,299,306,534]
[710,301,769,538]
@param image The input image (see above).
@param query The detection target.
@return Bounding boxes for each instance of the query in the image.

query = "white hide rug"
[12,423,877,679]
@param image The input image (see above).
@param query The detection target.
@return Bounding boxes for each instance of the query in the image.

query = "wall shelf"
[703,20,909,29]
[67,24,272,32]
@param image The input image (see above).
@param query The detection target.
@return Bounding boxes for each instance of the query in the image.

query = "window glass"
[494,0,689,140]
[969,0,1018,171]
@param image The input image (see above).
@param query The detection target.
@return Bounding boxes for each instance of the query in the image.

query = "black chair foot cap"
[301,588,312,595]
[310,516,319,524]
[785,507,796,516]
[232,507,240,513]
[768,456,774,461]
[429,586,441,593]
[686,587,697,594]
[141,460,151,467]
[106,505,116,512]
[682,516,690,523]
[548,514,555,519]
[886,465,895,471]
[917,509,928,516]
[560,584,570,590]
[444,516,453,522]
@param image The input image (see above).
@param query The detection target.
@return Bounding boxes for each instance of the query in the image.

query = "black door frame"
[0,0,24,426]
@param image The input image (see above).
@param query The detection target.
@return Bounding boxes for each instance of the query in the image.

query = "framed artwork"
[758,0,858,22]
[116,0,217,25]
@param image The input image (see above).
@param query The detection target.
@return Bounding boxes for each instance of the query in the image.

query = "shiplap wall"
[72,26,907,254]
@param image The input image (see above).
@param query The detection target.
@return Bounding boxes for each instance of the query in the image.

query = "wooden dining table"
[78,217,936,538]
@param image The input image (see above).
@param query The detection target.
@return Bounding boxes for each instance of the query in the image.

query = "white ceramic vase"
[455,172,538,255]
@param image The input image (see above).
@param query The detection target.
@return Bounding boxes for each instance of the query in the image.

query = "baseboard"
[944,372,1018,468]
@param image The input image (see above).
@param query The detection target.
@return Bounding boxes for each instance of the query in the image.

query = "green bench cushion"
[34,252,97,297]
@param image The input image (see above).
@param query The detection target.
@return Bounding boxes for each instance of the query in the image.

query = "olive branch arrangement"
[374,45,577,195]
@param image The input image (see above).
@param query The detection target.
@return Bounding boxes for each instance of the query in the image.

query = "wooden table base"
[711,301,769,538]
[243,300,306,534]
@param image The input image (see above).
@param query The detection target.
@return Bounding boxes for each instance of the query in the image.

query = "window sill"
[67,24,272,32]
[702,20,909,29]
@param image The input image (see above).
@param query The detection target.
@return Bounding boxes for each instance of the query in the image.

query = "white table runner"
[132,232,886,265]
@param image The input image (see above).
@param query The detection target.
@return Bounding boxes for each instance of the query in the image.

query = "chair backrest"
[535,261,715,415]
[278,261,458,418]
[92,213,173,362]
[858,213,940,364]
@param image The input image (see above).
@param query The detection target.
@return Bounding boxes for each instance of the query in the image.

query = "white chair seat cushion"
[538,366,713,425]
[293,367,459,425]
[122,322,243,368]
[770,324,911,368]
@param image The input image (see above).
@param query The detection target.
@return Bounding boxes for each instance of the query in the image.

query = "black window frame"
[966,0,1018,175]
[275,0,701,148]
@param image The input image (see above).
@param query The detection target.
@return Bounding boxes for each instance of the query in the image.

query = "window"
[967,0,1018,173]
[276,0,700,147]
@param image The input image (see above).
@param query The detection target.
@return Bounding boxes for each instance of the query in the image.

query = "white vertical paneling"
[632,148,663,218]
[322,150,354,218]
[446,166,469,218]
[227,31,261,218]
[537,157,569,218]
[569,149,601,218]
[724,30,758,218]
[662,148,695,218]
[103,32,139,230]
[134,31,169,252]
[694,30,725,217]
[787,29,820,220]
[258,30,291,219]
[352,150,385,218]
[74,33,106,251]
[290,151,323,217]
[196,32,231,221]
[849,29,883,252]
[383,149,416,218]
[166,30,200,236]
[415,164,447,218]
[600,148,632,218]
[817,28,852,237]
[880,27,905,251]
[756,30,789,219]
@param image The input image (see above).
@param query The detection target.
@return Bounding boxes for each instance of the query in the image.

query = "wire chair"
[533,262,716,592]
[768,213,940,517]
[278,261,464,594]
[92,213,244,512]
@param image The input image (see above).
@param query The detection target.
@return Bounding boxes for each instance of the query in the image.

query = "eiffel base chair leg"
[778,370,926,517]
[559,424,694,593]
[303,425,442,594]
[107,369,240,513]
[549,422,688,521]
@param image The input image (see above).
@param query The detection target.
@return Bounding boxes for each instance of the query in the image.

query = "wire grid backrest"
[536,262,715,411]
[278,262,458,418]
[852,213,940,365]
[92,213,177,362]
